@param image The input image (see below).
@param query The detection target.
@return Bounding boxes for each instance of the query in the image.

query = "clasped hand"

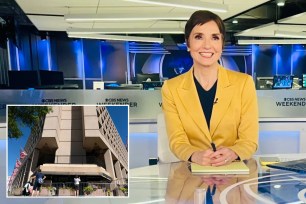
[191,146,238,166]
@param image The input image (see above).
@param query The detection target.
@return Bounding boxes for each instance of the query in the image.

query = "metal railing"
[9,180,128,197]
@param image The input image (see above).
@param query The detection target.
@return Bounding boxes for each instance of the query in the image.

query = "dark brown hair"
[185,10,225,47]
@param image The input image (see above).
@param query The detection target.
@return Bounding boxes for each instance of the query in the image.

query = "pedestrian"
[74,175,81,196]
[31,169,46,196]
[22,181,32,196]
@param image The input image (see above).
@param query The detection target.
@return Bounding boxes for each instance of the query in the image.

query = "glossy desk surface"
[1,151,306,204]
[129,154,306,204]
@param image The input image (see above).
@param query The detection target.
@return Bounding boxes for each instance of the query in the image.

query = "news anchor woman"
[161,10,258,166]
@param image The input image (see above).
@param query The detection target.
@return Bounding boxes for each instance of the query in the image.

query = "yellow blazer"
[161,65,258,161]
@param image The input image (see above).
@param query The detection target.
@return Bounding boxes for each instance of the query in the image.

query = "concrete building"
[9,106,128,196]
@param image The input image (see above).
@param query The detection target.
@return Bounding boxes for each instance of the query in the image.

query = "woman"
[161,10,258,166]
[74,175,81,196]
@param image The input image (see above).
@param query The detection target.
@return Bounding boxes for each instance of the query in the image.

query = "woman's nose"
[202,38,211,48]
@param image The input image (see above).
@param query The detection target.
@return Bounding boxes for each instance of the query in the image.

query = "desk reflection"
[165,159,258,204]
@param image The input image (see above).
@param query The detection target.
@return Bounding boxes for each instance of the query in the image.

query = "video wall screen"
[272,75,293,89]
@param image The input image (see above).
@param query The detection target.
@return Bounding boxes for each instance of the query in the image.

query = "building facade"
[9,106,128,196]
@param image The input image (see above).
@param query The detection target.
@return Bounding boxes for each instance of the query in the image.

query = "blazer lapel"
[210,66,235,136]
[177,67,211,138]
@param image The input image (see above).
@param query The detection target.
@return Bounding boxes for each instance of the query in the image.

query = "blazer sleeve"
[228,75,259,160]
[161,80,202,161]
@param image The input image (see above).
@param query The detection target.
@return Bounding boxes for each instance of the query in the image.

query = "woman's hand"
[191,150,215,166]
[209,146,238,166]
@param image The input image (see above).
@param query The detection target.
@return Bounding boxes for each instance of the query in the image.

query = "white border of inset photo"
[6,104,129,198]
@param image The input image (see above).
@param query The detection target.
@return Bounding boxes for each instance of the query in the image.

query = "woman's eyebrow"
[192,32,221,35]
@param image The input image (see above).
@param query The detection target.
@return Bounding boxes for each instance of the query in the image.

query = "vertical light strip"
[290,45,293,75]
[243,55,247,74]
[251,45,255,80]
[252,45,261,81]
[15,46,20,71]
[74,40,83,81]
[159,54,166,79]
[81,39,85,89]
[125,42,131,83]
[131,53,136,79]
[99,41,103,81]
[46,36,52,71]
[276,46,279,74]
[6,39,12,71]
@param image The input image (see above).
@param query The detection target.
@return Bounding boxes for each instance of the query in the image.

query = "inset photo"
[7,105,128,197]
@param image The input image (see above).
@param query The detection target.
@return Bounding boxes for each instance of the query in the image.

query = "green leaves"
[8,106,52,139]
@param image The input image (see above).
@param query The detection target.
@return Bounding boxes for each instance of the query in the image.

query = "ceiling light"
[64,13,190,22]
[67,28,184,34]
[276,0,285,7]
[124,0,228,13]
[67,34,164,43]
[238,39,306,45]
[232,20,238,24]
[274,30,306,39]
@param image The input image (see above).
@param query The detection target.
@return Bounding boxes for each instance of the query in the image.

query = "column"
[122,169,127,181]
[114,161,123,184]
[104,149,115,179]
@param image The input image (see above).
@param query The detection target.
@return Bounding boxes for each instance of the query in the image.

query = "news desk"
[1,145,306,204]
[26,154,303,204]
[127,154,306,204]
[20,154,303,204]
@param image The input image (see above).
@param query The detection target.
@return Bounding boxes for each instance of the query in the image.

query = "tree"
[8,106,52,139]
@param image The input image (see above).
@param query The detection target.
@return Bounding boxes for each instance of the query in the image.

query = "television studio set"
[1,0,306,203]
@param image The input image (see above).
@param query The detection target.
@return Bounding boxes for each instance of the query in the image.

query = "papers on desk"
[259,157,280,166]
[191,161,249,174]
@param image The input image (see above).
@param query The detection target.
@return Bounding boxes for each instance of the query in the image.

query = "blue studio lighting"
[73,39,84,78]
[292,44,304,74]
[37,38,51,70]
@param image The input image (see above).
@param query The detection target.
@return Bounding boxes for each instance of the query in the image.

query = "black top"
[194,76,217,129]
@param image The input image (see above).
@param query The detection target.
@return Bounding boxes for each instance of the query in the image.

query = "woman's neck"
[193,64,219,90]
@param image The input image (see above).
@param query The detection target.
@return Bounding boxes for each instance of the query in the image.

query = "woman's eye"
[212,36,220,40]
[195,35,202,40]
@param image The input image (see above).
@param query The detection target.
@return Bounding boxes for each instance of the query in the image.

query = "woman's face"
[187,20,223,69]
